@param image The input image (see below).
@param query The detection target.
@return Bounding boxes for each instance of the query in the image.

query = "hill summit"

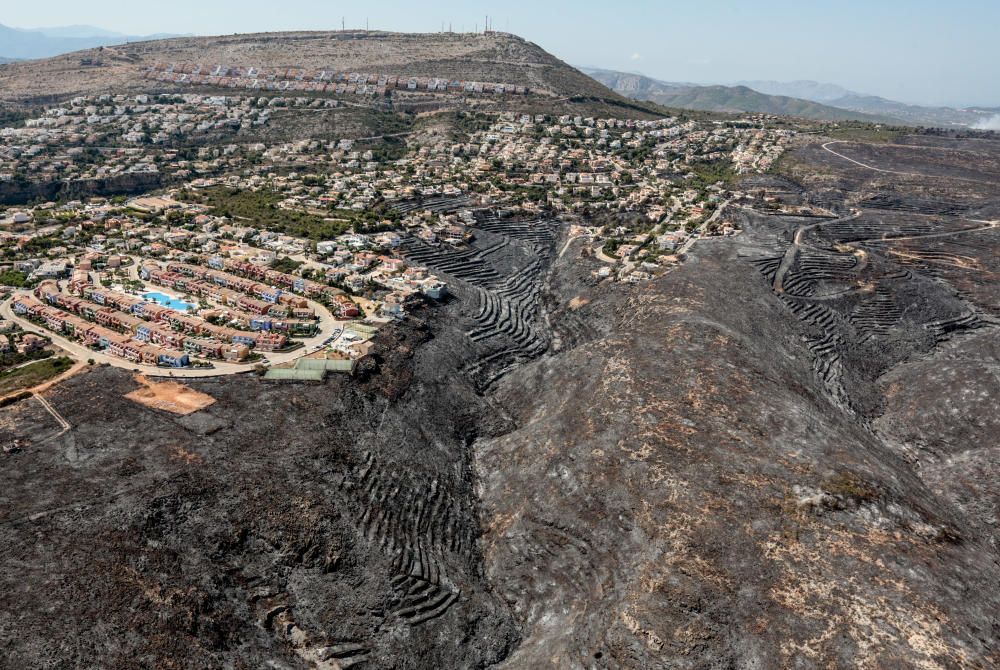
[0,30,613,104]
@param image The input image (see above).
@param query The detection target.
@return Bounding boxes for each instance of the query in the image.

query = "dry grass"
[0,356,78,398]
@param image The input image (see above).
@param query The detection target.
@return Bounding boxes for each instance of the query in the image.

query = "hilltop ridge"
[0,30,617,106]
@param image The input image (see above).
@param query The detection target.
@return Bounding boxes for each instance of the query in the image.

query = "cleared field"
[124,375,216,415]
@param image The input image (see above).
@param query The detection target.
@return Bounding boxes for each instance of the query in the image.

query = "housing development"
[2,26,998,670]
[0,92,793,374]
[143,62,532,96]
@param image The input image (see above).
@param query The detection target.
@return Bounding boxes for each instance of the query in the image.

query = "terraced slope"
[399,207,559,389]
[0,330,521,668]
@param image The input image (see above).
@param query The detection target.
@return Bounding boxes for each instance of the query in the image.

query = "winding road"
[772,211,861,294]
[770,203,999,300]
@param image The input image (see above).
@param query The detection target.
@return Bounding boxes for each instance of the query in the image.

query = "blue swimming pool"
[143,292,196,311]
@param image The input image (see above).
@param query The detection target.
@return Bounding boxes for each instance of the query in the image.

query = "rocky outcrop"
[0,171,164,205]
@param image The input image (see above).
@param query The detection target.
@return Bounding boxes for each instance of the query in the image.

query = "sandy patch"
[125,375,216,415]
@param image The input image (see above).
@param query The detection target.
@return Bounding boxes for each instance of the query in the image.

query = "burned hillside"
[1,119,999,670]
[474,134,1000,667]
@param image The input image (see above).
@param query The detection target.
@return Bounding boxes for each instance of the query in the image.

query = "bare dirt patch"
[125,375,216,415]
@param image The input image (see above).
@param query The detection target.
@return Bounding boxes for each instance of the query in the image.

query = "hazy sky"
[5,0,999,107]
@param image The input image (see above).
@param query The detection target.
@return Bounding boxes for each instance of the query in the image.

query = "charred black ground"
[2,133,999,668]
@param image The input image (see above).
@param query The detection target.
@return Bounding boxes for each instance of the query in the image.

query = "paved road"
[592,242,618,264]
[347,130,416,142]
[677,199,732,257]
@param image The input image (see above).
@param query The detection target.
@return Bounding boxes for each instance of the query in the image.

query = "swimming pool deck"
[142,291,196,311]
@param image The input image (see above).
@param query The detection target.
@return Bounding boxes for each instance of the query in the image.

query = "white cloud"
[630,52,642,61]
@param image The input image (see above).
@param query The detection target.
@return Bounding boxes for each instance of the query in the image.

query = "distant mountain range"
[738,80,1000,128]
[0,24,185,60]
[584,68,1000,128]
[582,68,890,124]
[734,80,855,103]
[580,68,697,97]
[30,25,134,39]
[662,86,898,123]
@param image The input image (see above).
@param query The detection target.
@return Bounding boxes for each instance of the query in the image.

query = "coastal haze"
[0,4,998,670]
